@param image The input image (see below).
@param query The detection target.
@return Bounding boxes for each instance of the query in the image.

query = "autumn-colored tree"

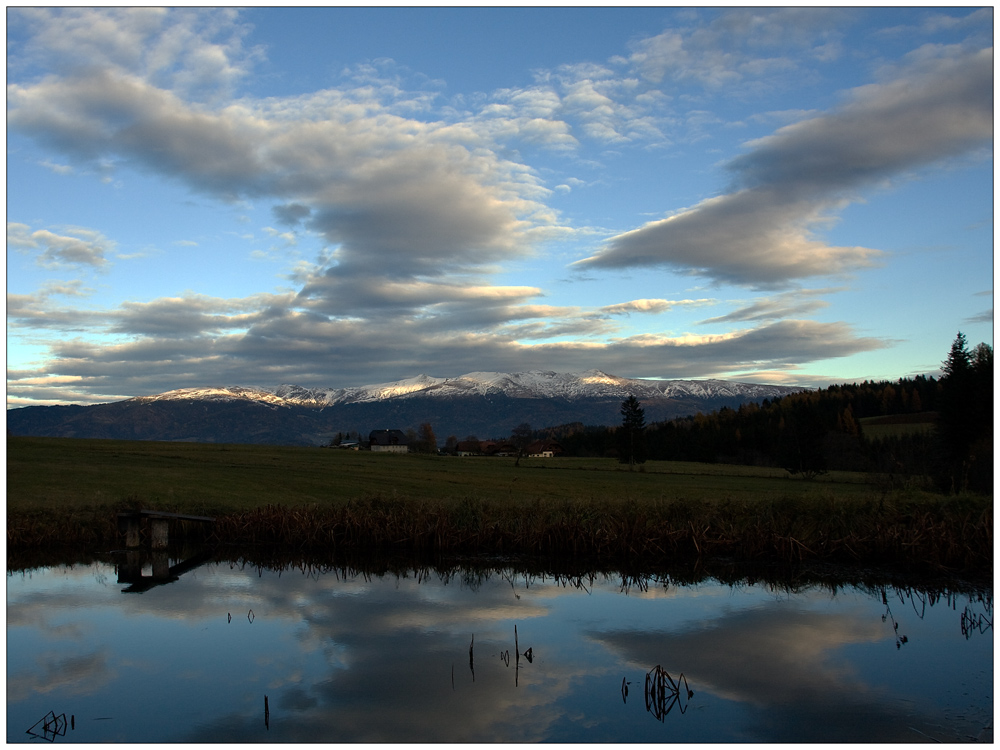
[511,422,533,466]
[414,422,438,454]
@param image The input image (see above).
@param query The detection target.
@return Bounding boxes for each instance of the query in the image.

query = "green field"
[6,437,991,575]
[10,436,886,516]
[859,412,937,440]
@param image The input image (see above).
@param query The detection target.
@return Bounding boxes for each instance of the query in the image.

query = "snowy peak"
[132,371,804,408]
[136,385,285,404]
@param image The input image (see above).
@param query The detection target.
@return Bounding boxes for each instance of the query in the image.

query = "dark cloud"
[7,316,884,404]
[110,293,290,337]
[726,48,993,195]
[964,308,993,325]
[272,202,311,226]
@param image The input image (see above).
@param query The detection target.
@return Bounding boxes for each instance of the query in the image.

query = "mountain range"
[7,370,806,447]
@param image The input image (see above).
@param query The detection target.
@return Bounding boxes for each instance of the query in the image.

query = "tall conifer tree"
[619,395,647,469]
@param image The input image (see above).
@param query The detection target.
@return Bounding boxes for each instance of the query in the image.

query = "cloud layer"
[6,8,992,404]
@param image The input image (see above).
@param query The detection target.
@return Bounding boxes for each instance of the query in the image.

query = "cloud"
[8,312,884,403]
[7,9,946,405]
[8,222,113,269]
[272,202,311,226]
[8,649,116,699]
[40,159,73,175]
[7,38,558,282]
[698,289,834,325]
[590,602,925,742]
[964,308,993,325]
[576,191,881,288]
[599,298,713,316]
[111,292,292,337]
[575,47,992,287]
[626,8,849,88]
[727,47,992,194]
[8,7,256,101]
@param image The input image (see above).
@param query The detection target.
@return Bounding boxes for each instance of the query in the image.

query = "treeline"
[538,333,993,494]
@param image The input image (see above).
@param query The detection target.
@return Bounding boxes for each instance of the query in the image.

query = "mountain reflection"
[6,559,993,743]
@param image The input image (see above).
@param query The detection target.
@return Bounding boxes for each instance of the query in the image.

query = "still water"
[7,555,993,743]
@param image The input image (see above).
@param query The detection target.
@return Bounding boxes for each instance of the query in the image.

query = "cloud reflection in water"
[6,561,992,743]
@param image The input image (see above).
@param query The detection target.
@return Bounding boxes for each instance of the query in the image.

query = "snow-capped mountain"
[9,371,806,447]
[133,370,802,408]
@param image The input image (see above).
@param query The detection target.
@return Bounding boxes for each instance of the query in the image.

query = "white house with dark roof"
[369,429,409,453]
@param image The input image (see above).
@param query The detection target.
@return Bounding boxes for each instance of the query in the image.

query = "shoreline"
[8,493,992,578]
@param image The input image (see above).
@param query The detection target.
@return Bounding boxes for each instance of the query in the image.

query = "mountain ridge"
[9,370,808,447]
[131,369,804,407]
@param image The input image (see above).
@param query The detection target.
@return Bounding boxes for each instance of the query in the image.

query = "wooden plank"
[116,509,215,523]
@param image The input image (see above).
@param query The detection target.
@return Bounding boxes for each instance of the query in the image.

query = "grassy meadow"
[7,436,992,575]
[859,412,937,440]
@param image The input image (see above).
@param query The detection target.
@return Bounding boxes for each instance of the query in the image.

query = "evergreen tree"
[937,333,993,492]
[618,395,647,469]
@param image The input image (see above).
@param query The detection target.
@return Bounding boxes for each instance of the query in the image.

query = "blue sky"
[6,6,994,406]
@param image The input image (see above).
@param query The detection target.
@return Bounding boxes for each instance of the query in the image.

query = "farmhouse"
[369,429,409,453]
[527,440,564,458]
[455,440,481,456]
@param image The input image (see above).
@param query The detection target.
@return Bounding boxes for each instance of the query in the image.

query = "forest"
[536,333,993,495]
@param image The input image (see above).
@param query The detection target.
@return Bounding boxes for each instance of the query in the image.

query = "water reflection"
[7,557,993,743]
[116,548,215,593]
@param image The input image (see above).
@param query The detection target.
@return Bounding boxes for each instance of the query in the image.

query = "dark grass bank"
[8,494,992,578]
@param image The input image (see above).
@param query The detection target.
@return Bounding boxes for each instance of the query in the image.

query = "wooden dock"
[117,509,215,549]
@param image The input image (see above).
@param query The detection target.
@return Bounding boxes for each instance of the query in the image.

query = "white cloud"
[599,298,713,316]
[39,159,73,175]
[8,222,113,268]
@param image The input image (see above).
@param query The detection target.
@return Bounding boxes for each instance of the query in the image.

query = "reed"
[8,493,990,575]
[49,493,980,575]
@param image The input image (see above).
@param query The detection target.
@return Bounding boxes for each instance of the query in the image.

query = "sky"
[6,6,994,407]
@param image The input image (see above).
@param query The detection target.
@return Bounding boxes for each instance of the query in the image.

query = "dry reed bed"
[8,494,991,573]
[211,495,989,572]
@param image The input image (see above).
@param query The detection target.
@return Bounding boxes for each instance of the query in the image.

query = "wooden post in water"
[118,550,142,583]
[150,517,169,549]
[124,517,141,548]
[152,550,170,579]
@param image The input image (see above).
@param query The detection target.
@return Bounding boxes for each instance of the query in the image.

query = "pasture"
[10,436,884,515]
[7,437,991,574]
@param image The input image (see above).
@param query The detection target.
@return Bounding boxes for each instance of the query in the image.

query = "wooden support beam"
[150,518,169,549]
[124,517,141,548]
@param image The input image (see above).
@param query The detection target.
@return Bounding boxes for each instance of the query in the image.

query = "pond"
[7,552,993,743]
